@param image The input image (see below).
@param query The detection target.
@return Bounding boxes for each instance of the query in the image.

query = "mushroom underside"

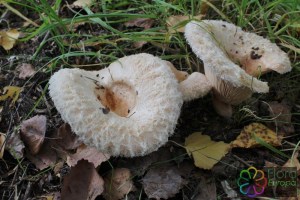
[185,20,291,117]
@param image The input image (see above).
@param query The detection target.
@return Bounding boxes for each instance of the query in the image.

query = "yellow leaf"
[185,132,230,169]
[0,133,5,159]
[231,123,282,148]
[72,0,94,8]
[0,29,20,50]
[0,86,22,104]
[166,15,203,33]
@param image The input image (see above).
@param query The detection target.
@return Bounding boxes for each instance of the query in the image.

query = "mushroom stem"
[212,95,233,118]
[179,72,212,102]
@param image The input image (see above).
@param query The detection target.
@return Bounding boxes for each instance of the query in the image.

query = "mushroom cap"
[185,20,291,105]
[49,53,183,157]
[179,72,212,101]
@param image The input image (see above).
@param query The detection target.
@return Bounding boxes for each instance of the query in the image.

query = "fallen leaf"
[268,101,294,134]
[142,166,184,199]
[193,171,217,200]
[61,160,104,200]
[0,86,22,105]
[166,15,203,33]
[0,133,5,159]
[55,123,82,150]
[133,41,147,48]
[103,168,135,200]
[40,192,61,200]
[67,144,110,167]
[231,123,282,148]
[124,18,154,29]
[5,131,25,159]
[71,0,94,8]
[185,132,230,169]
[20,115,47,155]
[26,139,57,170]
[0,29,20,50]
[283,152,300,175]
[17,63,36,79]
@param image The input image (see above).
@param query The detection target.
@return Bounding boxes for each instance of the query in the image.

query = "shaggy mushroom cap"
[185,20,291,117]
[49,53,184,157]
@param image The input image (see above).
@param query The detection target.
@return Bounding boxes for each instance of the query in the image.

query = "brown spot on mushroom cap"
[94,81,137,117]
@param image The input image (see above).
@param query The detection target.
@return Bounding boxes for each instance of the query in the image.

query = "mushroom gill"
[185,20,291,117]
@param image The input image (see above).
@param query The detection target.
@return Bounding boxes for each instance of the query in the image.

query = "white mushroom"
[185,20,291,117]
[49,53,211,157]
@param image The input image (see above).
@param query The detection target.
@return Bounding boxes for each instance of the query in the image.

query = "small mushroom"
[49,53,210,157]
[185,20,291,117]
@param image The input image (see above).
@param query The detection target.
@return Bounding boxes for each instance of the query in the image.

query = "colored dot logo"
[237,166,268,198]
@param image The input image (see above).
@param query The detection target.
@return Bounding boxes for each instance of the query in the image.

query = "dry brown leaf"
[166,15,203,33]
[124,18,154,29]
[0,133,5,159]
[0,86,22,104]
[66,144,110,167]
[55,123,82,150]
[231,123,282,148]
[20,115,47,155]
[5,131,25,159]
[40,192,61,200]
[194,171,217,200]
[185,132,230,169]
[142,166,184,199]
[133,41,147,48]
[26,139,57,170]
[71,0,94,8]
[268,101,294,134]
[61,160,104,200]
[0,29,20,50]
[17,63,36,79]
[283,152,300,175]
[103,168,135,200]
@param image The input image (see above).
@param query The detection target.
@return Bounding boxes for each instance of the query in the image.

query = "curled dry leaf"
[185,132,230,169]
[20,115,47,155]
[26,139,57,170]
[0,29,20,50]
[166,15,203,33]
[67,144,110,167]
[56,123,81,150]
[5,131,25,159]
[71,0,94,8]
[142,166,184,199]
[268,101,294,134]
[61,160,104,200]
[231,123,282,148]
[103,168,135,200]
[0,133,5,159]
[0,86,22,105]
[124,18,154,29]
[17,63,36,79]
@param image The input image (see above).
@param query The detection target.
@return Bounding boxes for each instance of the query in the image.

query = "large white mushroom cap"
[49,53,185,157]
[185,20,291,117]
